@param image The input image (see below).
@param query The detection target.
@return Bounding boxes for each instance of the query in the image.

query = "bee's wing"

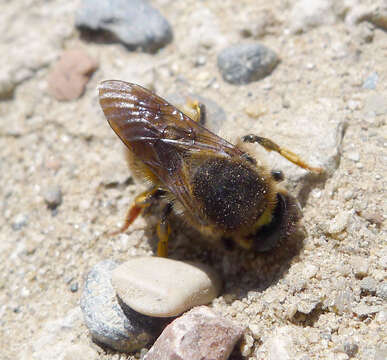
[99,80,243,215]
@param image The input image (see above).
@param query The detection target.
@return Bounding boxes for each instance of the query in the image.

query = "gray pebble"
[217,43,279,85]
[376,282,387,300]
[42,185,62,209]
[75,0,173,53]
[81,260,162,352]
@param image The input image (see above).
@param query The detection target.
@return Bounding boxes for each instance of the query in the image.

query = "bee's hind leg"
[242,134,323,174]
[110,187,162,235]
[156,203,173,257]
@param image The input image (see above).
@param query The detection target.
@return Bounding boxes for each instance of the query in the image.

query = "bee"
[99,80,322,257]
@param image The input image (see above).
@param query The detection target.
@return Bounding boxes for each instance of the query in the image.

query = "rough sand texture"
[0,1,385,359]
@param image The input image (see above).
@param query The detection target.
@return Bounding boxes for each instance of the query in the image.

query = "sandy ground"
[0,0,386,359]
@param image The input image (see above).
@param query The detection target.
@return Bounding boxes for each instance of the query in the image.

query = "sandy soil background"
[0,0,386,359]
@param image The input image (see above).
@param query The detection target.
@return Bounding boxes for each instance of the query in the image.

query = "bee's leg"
[181,100,207,125]
[156,203,173,257]
[242,134,323,174]
[110,187,161,235]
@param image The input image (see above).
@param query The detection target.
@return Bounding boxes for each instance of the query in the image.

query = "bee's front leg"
[156,203,173,257]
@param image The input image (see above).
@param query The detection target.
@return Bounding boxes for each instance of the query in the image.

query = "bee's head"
[249,191,302,252]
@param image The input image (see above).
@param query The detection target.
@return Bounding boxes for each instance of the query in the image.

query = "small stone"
[11,213,28,231]
[75,0,173,53]
[326,211,350,234]
[311,189,322,198]
[195,55,207,67]
[353,304,382,317]
[379,256,387,269]
[376,282,387,300]
[343,342,359,358]
[217,43,279,85]
[346,151,360,162]
[70,282,79,293]
[296,298,320,315]
[303,263,318,279]
[42,185,63,209]
[362,72,378,90]
[112,257,222,317]
[266,326,296,360]
[81,260,160,352]
[351,256,369,279]
[144,306,244,360]
[375,310,387,323]
[47,48,98,101]
[360,277,377,295]
[343,190,354,201]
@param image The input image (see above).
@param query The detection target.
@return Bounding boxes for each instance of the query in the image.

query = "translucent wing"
[99,80,243,215]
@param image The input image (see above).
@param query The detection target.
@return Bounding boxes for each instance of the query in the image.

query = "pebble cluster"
[80,258,240,355]
[1,0,386,359]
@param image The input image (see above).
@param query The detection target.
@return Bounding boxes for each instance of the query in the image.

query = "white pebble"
[343,190,354,201]
[327,211,350,234]
[112,257,222,317]
[346,151,360,162]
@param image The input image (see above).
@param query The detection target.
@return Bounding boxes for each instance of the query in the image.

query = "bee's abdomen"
[192,157,269,231]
